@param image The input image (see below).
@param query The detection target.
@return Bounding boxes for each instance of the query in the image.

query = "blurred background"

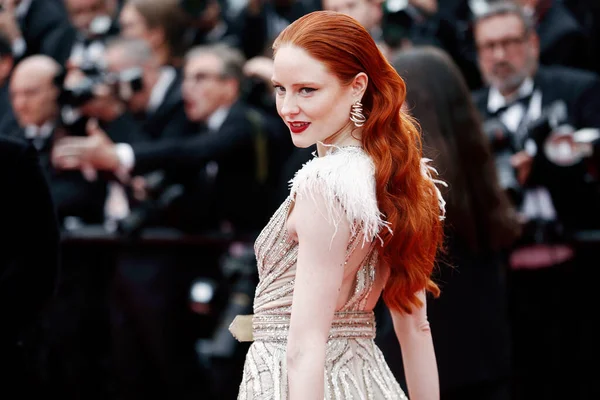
[0,0,599,399]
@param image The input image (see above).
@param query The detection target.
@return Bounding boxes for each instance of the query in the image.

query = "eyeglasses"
[477,35,528,58]
[183,72,226,86]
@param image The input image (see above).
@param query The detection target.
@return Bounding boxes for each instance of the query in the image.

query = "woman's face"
[272,45,357,148]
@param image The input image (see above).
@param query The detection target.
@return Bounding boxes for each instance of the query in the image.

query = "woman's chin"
[290,136,313,149]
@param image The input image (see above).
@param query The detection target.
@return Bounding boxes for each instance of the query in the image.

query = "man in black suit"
[67,36,197,227]
[77,36,195,143]
[6,54,107,224]
[472,3,600,399]
[0,135,60,395]
[0,0,76,66]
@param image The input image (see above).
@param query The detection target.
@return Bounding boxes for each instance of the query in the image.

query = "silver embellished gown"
[235,147,408,399]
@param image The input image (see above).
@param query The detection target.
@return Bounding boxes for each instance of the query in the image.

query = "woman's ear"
[352,72,368,99]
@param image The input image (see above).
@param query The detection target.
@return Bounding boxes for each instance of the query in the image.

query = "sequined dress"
[236,147,408,399]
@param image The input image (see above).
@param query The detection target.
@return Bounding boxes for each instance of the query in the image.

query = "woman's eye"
[273,85,285,95]
[299,87,316,95]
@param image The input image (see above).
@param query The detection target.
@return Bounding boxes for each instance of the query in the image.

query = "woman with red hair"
[229,10,446,400]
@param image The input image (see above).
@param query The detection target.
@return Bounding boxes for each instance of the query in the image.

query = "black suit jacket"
[0,136,60,391]
[537,2,590,71]
[17,0,76,66]
[2,125,107,224]
[143,70,195,141]
[473,66,600,231]
[130,101,290,232]
[0,83,11,127]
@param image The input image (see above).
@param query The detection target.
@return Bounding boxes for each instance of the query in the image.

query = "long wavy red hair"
[273,11,444,313]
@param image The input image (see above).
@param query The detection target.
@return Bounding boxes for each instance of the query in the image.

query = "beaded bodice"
[252,196,379,317]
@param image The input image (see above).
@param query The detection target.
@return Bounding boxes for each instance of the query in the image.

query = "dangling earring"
[349,100,366,127]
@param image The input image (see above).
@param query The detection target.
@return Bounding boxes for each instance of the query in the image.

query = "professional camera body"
[381,0,418,48]
[483,100,570,203]
[58,62,144,108]
[483,117,523,203]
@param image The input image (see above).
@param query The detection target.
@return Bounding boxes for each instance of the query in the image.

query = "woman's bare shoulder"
[289,147,389,243]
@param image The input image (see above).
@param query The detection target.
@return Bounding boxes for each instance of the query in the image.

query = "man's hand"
[52,118,120,172]
[510,150,533,186]
[0,0,23,42]
[131,175,148,201]
[243,56,274,83]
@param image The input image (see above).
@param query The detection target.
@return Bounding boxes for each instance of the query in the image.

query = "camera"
[483,100,569,205]
[483,117,523,204]
[58,62,144,108]
[382,0,414,49]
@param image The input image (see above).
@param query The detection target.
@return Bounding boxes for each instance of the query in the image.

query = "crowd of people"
[1,0,599,399]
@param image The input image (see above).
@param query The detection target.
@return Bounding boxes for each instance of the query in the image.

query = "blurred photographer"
[53,42,290,236]
[379,0,482,89]
[4,55,106,224]
[180,0,240,50]
[74,37,193,142]
[64,0,120,69]
[234,0,315,59]
[119,0,189,68]
[55,0,124,134]
[60,37,195,228]
[472,2,600,399]
[0,0,75,65]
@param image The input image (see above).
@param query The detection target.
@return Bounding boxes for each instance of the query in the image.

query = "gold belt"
[229,311,376,343]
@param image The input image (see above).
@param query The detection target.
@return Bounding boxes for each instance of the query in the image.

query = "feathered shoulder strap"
[289,145,390,245]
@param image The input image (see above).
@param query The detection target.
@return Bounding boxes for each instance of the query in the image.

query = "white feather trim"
[289,145,392,247]
[420,158,448,221]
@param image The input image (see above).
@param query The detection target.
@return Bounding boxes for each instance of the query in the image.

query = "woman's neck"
[316,125,363,157]
[316,137,363,157]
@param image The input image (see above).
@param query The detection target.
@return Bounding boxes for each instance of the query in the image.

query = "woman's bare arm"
[391,290,439,400]
[286,190,350,400]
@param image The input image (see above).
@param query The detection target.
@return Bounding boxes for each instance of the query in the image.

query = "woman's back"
[236,146,405,399]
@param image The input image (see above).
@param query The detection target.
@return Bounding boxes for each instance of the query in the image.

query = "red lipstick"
[288,121,310,134]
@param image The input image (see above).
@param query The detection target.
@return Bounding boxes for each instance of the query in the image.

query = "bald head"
[10,56,61,127]
[13,55,61,82]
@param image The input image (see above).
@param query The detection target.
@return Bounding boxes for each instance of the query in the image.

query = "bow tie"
[489,93,533,117]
